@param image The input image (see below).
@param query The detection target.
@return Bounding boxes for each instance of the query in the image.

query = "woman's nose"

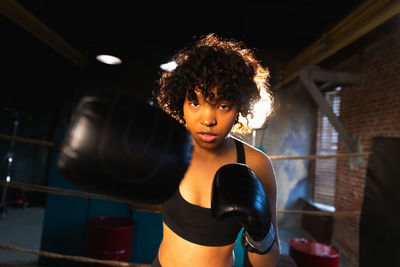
[200,108,217,126]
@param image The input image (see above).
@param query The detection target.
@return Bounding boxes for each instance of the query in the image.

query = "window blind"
[313,87,341,205]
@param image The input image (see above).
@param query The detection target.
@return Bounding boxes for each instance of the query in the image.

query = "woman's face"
[183,89,238,151]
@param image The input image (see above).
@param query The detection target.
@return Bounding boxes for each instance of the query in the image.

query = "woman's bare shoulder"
[240,140,276,187]
[240,140,271,166]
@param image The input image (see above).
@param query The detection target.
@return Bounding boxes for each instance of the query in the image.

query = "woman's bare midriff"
[158,223,236,267]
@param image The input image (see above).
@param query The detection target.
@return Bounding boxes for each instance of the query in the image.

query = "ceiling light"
[96,54,122,65]
[160,61,177,72]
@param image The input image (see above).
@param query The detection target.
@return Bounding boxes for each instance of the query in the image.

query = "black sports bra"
[161,139,245,246]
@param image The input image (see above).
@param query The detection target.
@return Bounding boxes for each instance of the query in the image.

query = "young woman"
[152,33,280,267]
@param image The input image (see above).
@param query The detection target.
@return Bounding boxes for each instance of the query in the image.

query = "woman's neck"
[192,136,234,161]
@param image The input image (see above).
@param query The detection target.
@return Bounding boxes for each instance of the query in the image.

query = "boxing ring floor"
[0,206,354,267]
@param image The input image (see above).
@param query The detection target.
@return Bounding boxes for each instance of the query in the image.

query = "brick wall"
[324,15,400,266]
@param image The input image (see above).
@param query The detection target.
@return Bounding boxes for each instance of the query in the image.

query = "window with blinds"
[313,87,341,206]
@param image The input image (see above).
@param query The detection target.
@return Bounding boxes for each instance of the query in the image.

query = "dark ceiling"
[2,0,364,117]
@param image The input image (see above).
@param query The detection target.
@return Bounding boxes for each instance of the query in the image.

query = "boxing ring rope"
[278,209,360,217]
[269,152,369,160]
[0,244,148,267]
[0,179,361,217]
[0,133,369,160]
[0,179,359,267]
[0,180,133,204]
[0,133,58,149]
[0,132,364,265]
[0,132,369,216]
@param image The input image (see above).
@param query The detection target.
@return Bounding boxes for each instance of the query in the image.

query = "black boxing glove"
[211,163,275,254]
[57,92,192,204]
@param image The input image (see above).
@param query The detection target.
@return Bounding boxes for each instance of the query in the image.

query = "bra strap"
[235,139,246,164]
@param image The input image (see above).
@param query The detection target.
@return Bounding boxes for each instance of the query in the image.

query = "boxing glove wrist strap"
[241,224,275,254]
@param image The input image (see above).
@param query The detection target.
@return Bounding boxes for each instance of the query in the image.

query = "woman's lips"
[197,132,217,143]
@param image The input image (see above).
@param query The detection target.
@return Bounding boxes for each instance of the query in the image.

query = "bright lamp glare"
[96,54,122,65]
[249,99,272,129]
[160,61,177,72]
[240,88,273,130]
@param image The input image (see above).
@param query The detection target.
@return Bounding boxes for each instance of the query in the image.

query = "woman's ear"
[234,114,239,124]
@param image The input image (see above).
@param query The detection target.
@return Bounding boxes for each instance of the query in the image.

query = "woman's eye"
[219,104,231,110]
[190,102,199,107]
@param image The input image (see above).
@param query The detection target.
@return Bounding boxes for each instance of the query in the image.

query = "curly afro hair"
[153,33,272,133]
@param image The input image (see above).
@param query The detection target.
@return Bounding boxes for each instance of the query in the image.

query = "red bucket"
[289,238,340,267]
[88,216,134,262]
